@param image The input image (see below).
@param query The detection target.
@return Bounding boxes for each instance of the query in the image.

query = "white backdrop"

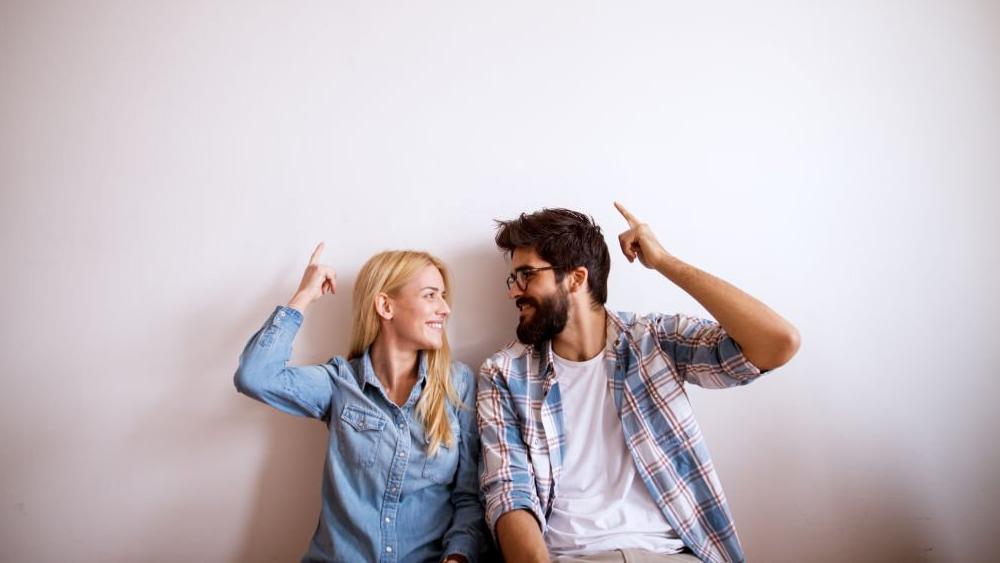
[2,2,998,562]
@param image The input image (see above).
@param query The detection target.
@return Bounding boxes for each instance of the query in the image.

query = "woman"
[235,243,486,562]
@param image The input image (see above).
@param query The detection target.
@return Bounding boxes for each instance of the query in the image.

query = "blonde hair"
[349,250,461,456]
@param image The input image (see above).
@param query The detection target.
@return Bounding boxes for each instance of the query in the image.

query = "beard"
[515,287,569,345]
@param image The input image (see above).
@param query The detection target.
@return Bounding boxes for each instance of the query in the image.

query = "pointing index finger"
[309,242,326,265]
[614,201,640,227]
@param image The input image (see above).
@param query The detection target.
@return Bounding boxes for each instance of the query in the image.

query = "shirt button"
[385,517,391,523]
[386,546,392,553]
[398,452,405,458]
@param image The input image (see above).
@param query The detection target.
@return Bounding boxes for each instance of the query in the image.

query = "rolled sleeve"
[652,313,763,389]
[476,360,545,541]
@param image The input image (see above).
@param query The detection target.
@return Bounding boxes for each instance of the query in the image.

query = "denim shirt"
[235,306,487,563]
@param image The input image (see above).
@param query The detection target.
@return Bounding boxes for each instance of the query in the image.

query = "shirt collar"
[540,309,631,379]
[355,347,429,392]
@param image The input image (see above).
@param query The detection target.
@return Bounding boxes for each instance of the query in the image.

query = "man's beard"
[515,287,569,345]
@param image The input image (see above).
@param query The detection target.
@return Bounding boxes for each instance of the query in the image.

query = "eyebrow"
[420,286,443,292]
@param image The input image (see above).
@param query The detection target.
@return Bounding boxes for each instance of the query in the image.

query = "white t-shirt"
[545,351,687,557]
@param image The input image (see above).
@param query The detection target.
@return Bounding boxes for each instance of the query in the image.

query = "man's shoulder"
[609,309,663,333]
[611,309,695,327]
[610,310,701,345]
[480,340,536,378]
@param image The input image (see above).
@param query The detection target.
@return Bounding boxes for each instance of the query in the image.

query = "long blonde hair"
[349,250,461,456]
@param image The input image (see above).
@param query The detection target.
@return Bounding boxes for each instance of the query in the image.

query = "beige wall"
[2,1,998,561]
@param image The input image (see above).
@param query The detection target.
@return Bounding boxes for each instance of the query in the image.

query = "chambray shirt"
[477,310,766,563]
[235,306,487,563]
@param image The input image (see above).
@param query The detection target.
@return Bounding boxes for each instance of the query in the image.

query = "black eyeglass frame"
[506,266,564,291]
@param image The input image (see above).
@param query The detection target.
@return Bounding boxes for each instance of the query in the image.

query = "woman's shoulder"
[323,355,364,387]
[448,361,476,397]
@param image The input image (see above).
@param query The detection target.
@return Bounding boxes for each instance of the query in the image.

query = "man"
[477,204,800,563]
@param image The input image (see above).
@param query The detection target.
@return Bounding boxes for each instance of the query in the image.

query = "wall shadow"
[223,273,352,563]
[135,243,516,562]
[444,243,518,371]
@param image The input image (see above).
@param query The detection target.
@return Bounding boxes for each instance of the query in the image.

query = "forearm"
[496,510,548,563]
[653,255,800,371]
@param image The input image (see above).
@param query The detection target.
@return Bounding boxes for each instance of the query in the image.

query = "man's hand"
[614,201,671,269]
[286,242,337,312]
[613,201,800,370]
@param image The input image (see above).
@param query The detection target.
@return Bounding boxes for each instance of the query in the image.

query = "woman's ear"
[375,292,394,320]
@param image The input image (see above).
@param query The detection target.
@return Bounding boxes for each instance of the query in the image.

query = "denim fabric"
[235,306,487,563]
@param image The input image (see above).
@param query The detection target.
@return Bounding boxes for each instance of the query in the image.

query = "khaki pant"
[553,548,703,563]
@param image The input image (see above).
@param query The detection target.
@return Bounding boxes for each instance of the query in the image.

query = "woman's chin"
[419,336,444,351]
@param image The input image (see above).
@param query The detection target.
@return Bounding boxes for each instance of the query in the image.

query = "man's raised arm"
[614,201,800,371]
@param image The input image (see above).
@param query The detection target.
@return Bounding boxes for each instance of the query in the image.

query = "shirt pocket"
[338,404,387,468]
[421,418,461,485]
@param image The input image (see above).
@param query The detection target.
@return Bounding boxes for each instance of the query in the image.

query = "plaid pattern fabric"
[477,310,765,563]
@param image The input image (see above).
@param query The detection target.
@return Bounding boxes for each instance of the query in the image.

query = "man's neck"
[552,306,607,362]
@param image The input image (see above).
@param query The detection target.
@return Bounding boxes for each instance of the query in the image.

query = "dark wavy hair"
[494,208,611,307]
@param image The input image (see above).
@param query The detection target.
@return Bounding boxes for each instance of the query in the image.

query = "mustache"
[515,297,539,310]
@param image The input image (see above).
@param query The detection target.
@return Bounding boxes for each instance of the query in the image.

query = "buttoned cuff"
[271,305,304,327]
[442,537,479,563]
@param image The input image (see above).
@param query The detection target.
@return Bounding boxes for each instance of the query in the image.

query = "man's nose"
[507,284,522,300]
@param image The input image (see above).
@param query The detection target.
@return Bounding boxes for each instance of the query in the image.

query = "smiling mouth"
[426,321,445,330]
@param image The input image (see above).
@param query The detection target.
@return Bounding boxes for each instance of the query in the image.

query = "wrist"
[286,293,311,312]
[652,253,681,275]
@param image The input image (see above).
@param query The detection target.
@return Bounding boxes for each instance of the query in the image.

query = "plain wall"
[2,1,998,561]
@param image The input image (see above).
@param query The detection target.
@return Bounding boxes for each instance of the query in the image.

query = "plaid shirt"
[477,310,766,563]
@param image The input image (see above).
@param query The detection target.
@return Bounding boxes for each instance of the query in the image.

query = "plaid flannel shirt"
[477,310,766,563]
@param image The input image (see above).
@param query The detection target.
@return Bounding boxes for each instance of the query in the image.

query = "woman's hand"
[286,242,337,313]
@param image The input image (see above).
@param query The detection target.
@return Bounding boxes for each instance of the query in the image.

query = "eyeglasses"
[506,266,563,291]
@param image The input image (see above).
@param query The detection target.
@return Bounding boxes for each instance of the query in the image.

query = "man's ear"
[375,293,393,320]
[566,266,589,294]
